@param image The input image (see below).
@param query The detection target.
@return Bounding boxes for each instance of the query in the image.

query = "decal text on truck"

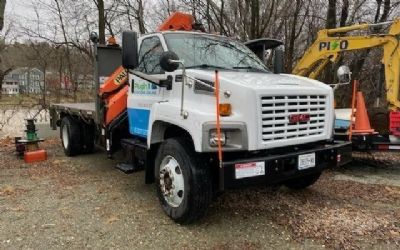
[134,82,158,95]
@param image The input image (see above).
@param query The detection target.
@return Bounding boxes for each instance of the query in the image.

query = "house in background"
[17,68,44,94]
[1,67,45,95]
[77,74,94,90]
[1,78,19,95]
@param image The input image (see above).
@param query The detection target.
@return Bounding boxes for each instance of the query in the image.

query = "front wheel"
[284,172,321,190]
[155,138,212,224]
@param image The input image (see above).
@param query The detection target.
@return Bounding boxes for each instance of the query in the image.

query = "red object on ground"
[157,12,194,31]
[390,111,400,136]
[24,149,47,163]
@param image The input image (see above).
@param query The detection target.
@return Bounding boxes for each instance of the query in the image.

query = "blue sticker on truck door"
[128,108,150,138]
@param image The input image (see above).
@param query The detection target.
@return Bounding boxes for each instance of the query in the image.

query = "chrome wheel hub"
[159,155,184,207]
[62,125,69,149]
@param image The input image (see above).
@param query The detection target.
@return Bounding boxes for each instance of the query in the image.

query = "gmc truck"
[50,15,351,224]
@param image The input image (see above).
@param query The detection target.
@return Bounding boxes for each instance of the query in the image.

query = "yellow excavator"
[291,18,400,150]
[293,19,400,110]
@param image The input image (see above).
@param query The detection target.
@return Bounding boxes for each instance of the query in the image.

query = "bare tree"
[0,0,5,31]
[0,26,12,100]
[326,0,337,28]
[93,0,106,44]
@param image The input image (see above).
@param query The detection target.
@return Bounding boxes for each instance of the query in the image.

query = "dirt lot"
[1,135,400,250]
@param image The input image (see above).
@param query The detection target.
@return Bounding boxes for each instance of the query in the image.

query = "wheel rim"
[159,155,185,208]
[62,124,69,149]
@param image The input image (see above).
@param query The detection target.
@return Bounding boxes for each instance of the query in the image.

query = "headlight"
[202,123,248,152]
[209,131,226,147]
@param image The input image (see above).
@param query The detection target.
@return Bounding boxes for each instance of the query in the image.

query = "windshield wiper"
[186,64,229,70]
[233,66,267,72]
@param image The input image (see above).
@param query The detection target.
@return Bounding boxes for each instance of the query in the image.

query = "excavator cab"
[244,38,284,74]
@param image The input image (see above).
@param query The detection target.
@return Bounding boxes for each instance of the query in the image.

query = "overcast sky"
[3,0,60,41]
[5,0,37,20]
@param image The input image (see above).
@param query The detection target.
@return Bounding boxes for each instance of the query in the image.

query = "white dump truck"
[51,18,351,224]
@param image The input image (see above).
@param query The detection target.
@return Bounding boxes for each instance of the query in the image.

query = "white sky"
[5,0,38,20]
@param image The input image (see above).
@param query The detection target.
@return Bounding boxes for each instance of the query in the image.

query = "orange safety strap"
[349,80,358,140]
[215,70,223,168]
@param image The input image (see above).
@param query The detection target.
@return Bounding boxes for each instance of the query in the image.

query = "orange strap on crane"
[215,70,223,168]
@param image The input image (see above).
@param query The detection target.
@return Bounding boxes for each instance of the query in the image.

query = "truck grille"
[261,95,327,142]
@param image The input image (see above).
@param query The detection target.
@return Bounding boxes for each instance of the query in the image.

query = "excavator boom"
[293,18,400,111]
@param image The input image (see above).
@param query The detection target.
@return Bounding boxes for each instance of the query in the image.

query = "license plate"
[235,161,265,179]
[298,153,316,170]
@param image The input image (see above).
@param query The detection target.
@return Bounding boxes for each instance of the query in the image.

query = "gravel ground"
[0,136,400,250]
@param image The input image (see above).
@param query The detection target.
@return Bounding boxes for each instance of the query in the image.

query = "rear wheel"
[61,116,82,156]
[155,138,212,224]
[82,123,95,154]
[285,172,321,190]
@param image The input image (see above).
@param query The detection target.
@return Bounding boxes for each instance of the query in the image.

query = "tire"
[82,123,95,154]
[285,172,321,190]
[155,138,212,224]
[60,116,82,156]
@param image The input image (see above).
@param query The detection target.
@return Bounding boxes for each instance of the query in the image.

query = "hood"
[184,69,331,91]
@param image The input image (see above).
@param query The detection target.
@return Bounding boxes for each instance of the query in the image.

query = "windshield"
[164,33,269,72]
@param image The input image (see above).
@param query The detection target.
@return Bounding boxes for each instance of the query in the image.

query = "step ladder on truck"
[50,12,352,224]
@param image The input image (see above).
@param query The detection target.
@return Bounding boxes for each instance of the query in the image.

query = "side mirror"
[273,48,284,74]
[337,65,351,84]
[160,51,180,72]
[89,31,99,44]
[122,31,138,70]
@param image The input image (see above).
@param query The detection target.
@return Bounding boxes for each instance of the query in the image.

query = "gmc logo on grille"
[289,114,310,124]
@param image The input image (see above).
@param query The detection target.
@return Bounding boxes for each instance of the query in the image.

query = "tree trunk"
[0,0,5,31]
[97,0,106,44]
[137,0,146,34]
[250,0,260,39]
[326,0,336,29]
[340,0,349,27]
[220,0,224,35]
[285,0,302,73]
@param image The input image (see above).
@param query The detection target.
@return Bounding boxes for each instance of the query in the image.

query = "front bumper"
[220,141,352,190]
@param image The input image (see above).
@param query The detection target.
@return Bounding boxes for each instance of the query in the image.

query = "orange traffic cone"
[352,91,375,134]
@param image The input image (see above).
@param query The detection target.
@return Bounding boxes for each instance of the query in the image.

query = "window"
[137,36,164,74]
[164,33,268,73]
